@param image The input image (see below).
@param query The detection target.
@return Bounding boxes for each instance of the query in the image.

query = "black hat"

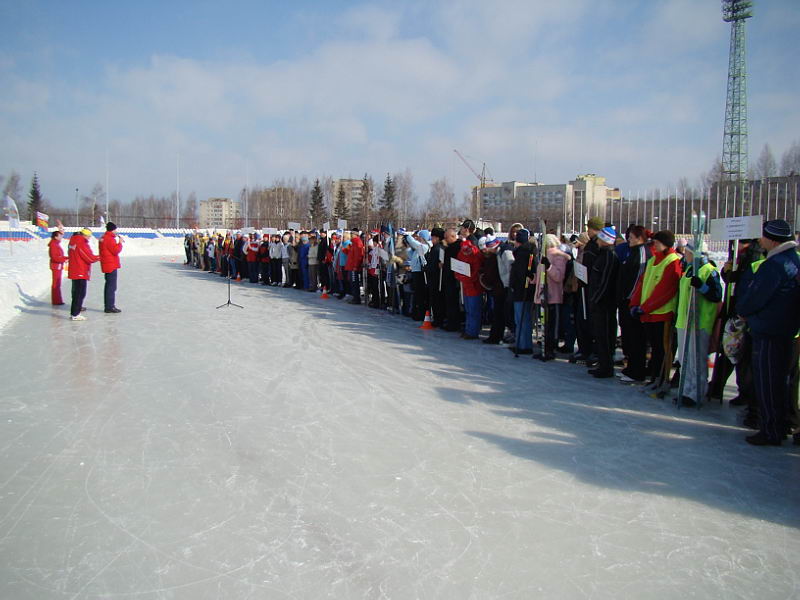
[762,219,793,242]
[516,228,530,244]
[430,227,445,240]
[106,222,117,232]
[460,219,475,231]
[652,230,675,249]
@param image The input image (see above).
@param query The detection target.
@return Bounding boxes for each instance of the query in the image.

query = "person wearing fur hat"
[571,218,602,364]
[99,222,123,313]
[736,219,800,446]
[586,226,620,376]
[534,234,572,360]
[674,241,722,406]
[629,229,682,389]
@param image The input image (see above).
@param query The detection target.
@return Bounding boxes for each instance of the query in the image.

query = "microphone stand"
[217,271,243,309]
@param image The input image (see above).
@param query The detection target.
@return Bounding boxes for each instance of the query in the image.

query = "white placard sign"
[450,257,471,277]
[241,227,255,234]
[573,261,588,284]
[287,222,301,230]
[709,216,762,241]
[337,219,347,229]
[377,248,389,261]
[263,227,279,235]
[322,222,330,231]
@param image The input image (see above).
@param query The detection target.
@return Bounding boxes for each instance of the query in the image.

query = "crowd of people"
[184,217,800,447]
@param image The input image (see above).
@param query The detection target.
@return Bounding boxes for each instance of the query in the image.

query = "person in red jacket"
[454,237,485,339]
[48,230,67,305]
[99,222,124,313]
[345,229,365,304]
[629,230,682,388]
[246,233,260,283]
[67,228,100,320]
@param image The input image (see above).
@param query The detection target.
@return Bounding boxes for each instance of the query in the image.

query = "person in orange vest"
[48,230,67,305]
[99,222,123,313]
[67,228,100,321]
[629,230,682,390]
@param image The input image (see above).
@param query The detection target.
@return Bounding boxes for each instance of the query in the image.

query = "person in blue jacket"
[736,219,800,446]
[298,233,310,291]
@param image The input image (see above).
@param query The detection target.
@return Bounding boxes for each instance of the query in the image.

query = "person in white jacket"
[269,235,284,285]
[404,230,432,321]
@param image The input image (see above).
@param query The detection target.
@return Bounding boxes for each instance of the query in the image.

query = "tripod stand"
[217,272,243,309]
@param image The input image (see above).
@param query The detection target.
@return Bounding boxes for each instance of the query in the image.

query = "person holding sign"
[453,235,484,339]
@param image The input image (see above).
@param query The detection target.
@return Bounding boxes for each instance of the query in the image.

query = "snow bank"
[0,237,183,332]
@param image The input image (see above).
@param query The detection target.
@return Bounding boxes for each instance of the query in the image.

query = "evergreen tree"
[308,178,325,226]
[28,172,43,224]
[379,173,396,224]
[333,183,349,222]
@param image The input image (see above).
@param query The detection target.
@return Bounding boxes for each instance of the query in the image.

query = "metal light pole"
[75,187,79,226]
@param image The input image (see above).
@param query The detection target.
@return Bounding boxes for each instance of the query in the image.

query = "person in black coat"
[425,228,447,328]
[442,228,463,332]
[616,225,652,382]
[508,229,537,353]
[588,226,621,377]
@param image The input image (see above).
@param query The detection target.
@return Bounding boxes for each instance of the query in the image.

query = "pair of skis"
[674,212,707,408]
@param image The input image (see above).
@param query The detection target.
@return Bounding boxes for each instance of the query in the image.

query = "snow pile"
[0,237,183,332]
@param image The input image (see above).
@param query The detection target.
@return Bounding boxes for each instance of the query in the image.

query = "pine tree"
[333,182,349,222]
[379,173,396,224]
[28,172,43,224]
[308,178,325,226]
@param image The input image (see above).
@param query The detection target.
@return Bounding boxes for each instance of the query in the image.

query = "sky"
[1,0,798,210]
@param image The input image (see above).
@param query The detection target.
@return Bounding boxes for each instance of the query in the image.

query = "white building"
[332,179,364,212]
[477,174,618,231]
[199,198,241,229]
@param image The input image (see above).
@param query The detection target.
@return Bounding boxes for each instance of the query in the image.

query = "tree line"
[2,139,797,231]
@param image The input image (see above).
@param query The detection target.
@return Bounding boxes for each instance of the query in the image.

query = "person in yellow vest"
[629,230,683,390]
[675,241,722,407]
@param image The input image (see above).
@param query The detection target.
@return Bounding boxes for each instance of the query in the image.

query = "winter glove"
[630,306,644,319]
[541,256,550,269]
[690,276,703,289]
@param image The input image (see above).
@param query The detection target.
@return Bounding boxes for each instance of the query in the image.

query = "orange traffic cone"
[419,310,435,330]
[320,286,330,299]
[236,275,241,282]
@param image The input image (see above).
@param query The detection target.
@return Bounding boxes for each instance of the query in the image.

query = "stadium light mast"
[721,0,753,216]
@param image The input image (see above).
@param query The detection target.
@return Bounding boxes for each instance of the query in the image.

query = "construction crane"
[453,149,493,218]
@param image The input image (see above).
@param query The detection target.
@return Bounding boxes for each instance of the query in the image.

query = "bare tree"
[755,143,777,179]
[2,170,22,202]
[424,178,455,226]
[780,140,800,176]
[393,168,416,227]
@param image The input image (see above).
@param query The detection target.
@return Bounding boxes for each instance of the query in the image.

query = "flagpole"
[105,149,110,222]
[75,187,79,226]
[176,153,180,230]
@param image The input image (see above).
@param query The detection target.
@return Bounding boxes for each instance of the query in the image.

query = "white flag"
[4,195,20,228]
[100,214,106,226]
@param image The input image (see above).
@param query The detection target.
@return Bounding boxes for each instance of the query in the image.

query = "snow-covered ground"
[0,256,797,599]
[0,237,183,331]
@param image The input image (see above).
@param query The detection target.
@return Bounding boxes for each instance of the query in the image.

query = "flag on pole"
[4,195,20,228]
[99,214,106,227]
[36,211,49,230]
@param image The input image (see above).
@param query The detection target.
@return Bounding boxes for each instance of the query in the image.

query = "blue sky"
[1,0,798,209]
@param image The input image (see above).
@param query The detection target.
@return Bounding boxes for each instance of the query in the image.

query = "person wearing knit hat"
[652,230,675,249]
[674,241,722,406]
[99,222,124,313]
[67,227,100,320]
[586,217,604,233]
[586,226,620,377]
[628,229,682,390]
[736,218,800,446]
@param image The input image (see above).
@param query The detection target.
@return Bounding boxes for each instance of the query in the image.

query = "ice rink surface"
[1,257,798,599]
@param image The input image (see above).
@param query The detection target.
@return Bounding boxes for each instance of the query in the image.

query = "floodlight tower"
[721,0,753,215]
